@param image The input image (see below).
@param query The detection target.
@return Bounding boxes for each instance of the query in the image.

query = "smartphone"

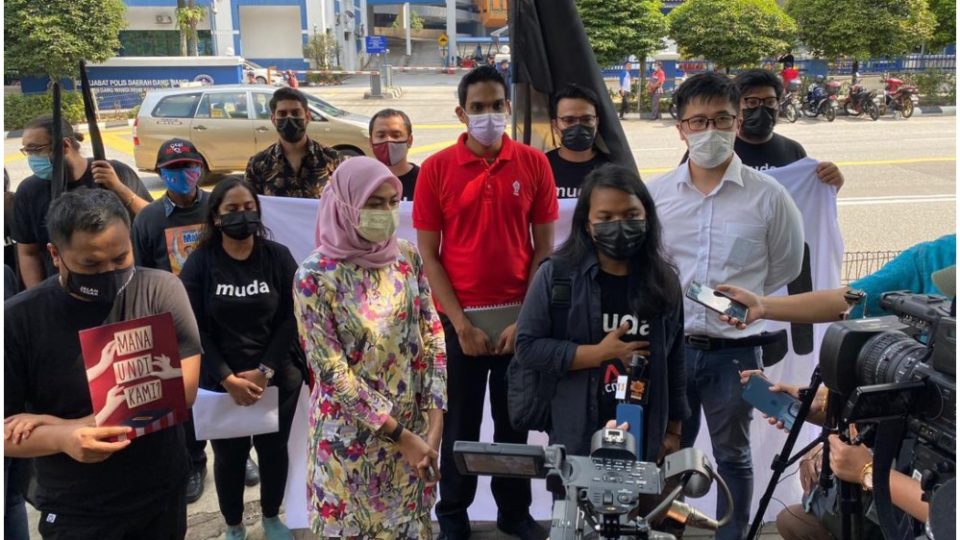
[685,281,749,321]
[615,402,644,453]
[741,374,800,430]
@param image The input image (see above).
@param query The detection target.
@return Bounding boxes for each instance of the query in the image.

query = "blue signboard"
[365,36,388,55]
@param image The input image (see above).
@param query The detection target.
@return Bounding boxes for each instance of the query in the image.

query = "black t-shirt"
[398,164,420,202]
[180,239,302,390]
[4,269,201,516]
[546,149,609,200]
[734,133,807,172]
[11,159,153,278]
[596,270,651,423]
[132,191,209,275]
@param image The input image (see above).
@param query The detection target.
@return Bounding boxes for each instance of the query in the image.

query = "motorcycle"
[779,79,800,123]
[801,80,840,121]
[879,76,919,118]
[844,81,880,121]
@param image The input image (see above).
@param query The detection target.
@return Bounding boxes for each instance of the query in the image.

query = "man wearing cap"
[131,138,212,504]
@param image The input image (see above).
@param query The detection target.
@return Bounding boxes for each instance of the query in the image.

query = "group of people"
[3,61,950,540]
[618,61,666,121]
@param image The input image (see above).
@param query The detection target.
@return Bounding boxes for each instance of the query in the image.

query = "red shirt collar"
[455,132,516,166]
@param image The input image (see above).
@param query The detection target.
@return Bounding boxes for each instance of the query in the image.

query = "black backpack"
[507,257,573,432]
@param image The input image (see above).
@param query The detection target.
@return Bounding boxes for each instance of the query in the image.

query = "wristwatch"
[257,364,275,380]
[382,421,405,444]
[860,462,875,492]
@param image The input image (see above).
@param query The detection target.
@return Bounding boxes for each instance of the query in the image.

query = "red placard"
[79,312,187,441]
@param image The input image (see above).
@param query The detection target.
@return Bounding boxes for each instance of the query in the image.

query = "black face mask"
[591,219,647,260]
[276,117,307,143]
[61,260,135,303]
[220,211,261,240]
[741,106,777,139]
[561,124,596,152]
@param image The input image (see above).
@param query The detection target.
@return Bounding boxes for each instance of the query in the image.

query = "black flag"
[49,83,67,207]
[511,0,636,170]
[79,59,106,161]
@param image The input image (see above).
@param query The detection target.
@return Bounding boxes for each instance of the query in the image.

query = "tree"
[177,0,206,56]
[5,0,126,81]
[305,32,337,71]
[926,0,955,52]
[786,0,935,72]
[392,8,425,33]
[668,0,797,72]
[575,0,669,68]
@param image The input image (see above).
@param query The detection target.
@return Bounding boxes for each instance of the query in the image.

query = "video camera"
[819,291,956,537]
[454,428,732,539]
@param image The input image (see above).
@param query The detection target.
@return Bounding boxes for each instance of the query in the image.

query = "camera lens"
[856,331,929,386]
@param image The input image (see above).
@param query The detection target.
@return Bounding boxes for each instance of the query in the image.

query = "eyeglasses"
[743,96,779,109]
[557,115,598,127]
[679,114,737,132]
[19,144,51,157]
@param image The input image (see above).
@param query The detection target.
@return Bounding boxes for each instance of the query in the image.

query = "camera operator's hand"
[800,445,824,496]
[828,433,872,484]
[715,285,764,328]
[739,370,827,427]
[604,420,630,430]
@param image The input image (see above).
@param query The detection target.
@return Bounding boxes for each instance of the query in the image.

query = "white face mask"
[356,208,399,243]
[685,129,736,169]
[467,112,507,146]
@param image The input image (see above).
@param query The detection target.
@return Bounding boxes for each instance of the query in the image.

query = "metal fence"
[841,250,902,286]
[603,54,957,78]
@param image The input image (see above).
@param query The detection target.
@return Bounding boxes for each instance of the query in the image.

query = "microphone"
[665,500,720,531]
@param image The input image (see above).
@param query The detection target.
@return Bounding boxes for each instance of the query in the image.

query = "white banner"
[268,167,842,526]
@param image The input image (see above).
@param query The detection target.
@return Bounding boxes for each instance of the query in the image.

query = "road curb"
[5,119,134,139]
[915,106,956,116]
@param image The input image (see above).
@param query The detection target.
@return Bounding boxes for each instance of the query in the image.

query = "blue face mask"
[160,165,202,195]
[27,156,53,180]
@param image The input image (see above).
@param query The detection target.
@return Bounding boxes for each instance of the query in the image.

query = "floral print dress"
[293,239,447,539]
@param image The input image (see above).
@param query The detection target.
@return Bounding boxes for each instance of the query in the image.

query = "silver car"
[133,85,372,173]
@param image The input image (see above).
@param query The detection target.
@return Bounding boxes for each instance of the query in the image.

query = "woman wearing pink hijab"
[293,157,447,539]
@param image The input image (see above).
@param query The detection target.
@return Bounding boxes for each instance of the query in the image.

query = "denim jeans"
[680,345,761,540]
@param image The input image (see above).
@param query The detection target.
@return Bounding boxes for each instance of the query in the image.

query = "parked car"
[244,61,285,86]
[133,85,372,174]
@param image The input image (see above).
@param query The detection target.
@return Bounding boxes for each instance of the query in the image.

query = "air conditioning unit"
[156,15,174,25]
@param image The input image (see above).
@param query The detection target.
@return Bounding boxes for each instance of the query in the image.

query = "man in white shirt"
[619,62,632,120]
[647,72,804,540]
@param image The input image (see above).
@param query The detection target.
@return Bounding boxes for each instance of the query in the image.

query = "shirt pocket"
[722,222,767,270]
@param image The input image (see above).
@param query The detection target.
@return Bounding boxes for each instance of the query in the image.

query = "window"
[196,92,249,120]
[305,95,346,118]
[118,31,214,56]
[253,93,272,119]
[152,94,202,118]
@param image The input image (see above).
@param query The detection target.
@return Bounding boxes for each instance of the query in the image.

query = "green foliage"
[575,0,669,67]
[305,33,338,71]
[306,68,347,86]
[391,9,425,32]
[668,0,797,70]
[927,0,956,52]
[786,0,935,59]
[5,0,126,81]
[4,91,85,132]
[899,69,956,106]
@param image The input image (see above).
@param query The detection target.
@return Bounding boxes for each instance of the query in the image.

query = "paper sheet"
[192,386,279,440]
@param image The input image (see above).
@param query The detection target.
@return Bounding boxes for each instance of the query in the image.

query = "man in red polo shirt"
[414,65,558,540]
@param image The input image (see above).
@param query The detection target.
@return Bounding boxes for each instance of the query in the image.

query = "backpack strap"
[535,256,574,403]
[548,256,573,341]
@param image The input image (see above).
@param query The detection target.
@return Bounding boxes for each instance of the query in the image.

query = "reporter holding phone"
[516,164,689,462]
[294,158,446,539]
